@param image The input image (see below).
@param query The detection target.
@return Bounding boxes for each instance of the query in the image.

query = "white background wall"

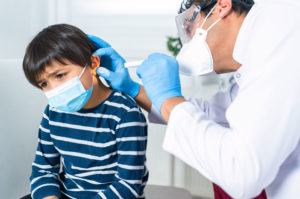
[0,0,233,198]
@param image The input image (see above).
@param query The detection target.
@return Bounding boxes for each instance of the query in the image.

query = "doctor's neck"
[211,10,246,74]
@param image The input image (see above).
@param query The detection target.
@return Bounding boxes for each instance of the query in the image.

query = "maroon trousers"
[213,184,267,199]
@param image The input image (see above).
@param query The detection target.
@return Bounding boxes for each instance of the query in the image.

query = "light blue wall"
[0,59,48,198]
[0,0,49,59]
[0,0,50,198]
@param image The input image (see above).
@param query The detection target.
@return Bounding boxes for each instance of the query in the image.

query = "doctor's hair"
[23,24,97,88]
[179,0,254,16]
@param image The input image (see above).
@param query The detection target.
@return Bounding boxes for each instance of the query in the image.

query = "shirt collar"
[233,65,246,86]
[232,2,259,86]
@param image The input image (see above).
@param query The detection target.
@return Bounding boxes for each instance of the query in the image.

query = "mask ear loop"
[200,4,222,31]
[80,64,94,91]
[79,64,87,79]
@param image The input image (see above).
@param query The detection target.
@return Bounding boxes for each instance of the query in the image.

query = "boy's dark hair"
[23,24,97,88]
[179,0,254,16]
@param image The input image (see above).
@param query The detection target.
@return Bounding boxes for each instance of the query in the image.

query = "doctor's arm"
[136,51,300,198]
[133,85,152,113]
[137,53,238,124]
[87,35,236,124]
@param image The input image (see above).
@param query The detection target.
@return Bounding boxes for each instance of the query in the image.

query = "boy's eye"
[40,82,48,88]
[56,73,66,79]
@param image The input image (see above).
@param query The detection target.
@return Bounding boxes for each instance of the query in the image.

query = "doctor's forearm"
[161,97,186,123]
[134,86,186,121]
[134,86,152,112]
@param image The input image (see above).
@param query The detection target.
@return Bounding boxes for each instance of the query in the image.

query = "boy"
[22,24,148,199]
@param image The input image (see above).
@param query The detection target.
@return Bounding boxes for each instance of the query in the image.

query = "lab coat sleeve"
[162,5,300,198]
[148,83,238,126]
[163,82,300,198]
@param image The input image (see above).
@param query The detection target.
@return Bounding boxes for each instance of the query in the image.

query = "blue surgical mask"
[45,66,93,112]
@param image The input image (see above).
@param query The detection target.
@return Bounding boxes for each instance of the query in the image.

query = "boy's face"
[37,60,94,92]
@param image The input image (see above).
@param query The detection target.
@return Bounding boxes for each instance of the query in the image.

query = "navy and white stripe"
[30,91,148,199]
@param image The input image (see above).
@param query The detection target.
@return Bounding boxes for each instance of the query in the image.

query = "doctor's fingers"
[137,53,168,74]
[87,34,111,48]
[148,52,170,60]
[97,67,113,81]
[136,58,159,79]
[137,53,178,79]
[93,47,122,60]
[93,48,125,69]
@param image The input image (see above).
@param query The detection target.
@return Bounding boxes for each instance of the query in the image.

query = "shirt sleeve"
[93,107,148,199]
[162,4,300,198]
[148,83,238,126]
[30,106,61,199]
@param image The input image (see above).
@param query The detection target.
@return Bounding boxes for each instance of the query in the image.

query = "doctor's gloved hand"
[136,53,182,111]
[87,34,140,98]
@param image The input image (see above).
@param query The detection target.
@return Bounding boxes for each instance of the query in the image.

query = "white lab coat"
[149,0,300,198]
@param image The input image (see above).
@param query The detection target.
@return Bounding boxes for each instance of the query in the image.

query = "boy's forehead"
[38,61,73,80]
[42,62,67,75]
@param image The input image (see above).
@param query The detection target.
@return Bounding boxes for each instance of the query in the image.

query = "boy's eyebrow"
[37,69,63,84]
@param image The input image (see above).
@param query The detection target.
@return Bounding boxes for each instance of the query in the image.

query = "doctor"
[88,0,300,198]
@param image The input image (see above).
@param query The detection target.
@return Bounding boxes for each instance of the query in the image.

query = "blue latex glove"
[87,34,140,98]
[136,53,182,111]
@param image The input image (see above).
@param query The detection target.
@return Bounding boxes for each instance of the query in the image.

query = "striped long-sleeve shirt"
[30,91,148,199]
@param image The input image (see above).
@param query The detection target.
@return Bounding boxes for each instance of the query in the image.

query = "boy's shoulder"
[107,90,139,108]
[100,90,146,124]
[104,90,142,115]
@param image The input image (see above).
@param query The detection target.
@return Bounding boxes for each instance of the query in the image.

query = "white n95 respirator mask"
[176,4,222,76]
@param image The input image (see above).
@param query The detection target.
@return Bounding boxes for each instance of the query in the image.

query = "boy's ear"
[90,54,100,76]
